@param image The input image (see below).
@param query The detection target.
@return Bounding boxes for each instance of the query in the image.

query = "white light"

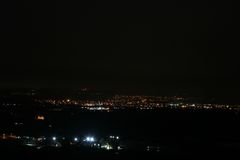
[74,137,78,142]
[116,136,119,139]
[86,136,95,142]
[105,144,112,150]
[90,137,95,142]
[52,137,56,141]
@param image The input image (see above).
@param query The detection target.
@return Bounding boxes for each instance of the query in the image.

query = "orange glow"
[36,115,45,121]
[0,134,17,140]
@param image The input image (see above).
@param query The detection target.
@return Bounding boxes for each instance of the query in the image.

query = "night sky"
[0,1,238,97]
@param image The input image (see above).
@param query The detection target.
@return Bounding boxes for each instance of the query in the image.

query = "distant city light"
[52,137,56,141]
[36,95,240,112]
[74,137,78,142]
[90,137,94,142]
[110,135,119,139]
[36,115,45,121]
[85,136,95,142]
[101,144,113,150]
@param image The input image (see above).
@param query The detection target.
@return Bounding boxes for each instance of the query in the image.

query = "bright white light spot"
[52,137,56,141]
[86,136,95,142]
[74,137,78,142]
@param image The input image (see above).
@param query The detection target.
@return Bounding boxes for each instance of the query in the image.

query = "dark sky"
[0,1,239,97]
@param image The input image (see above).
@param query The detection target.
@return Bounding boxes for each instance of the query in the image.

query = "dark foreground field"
[0,141,239,160]
[1,110,240,159]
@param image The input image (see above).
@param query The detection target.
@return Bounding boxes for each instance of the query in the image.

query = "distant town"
[1,89,240,156]
[35,95,239,112]
[1,88,240,112]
